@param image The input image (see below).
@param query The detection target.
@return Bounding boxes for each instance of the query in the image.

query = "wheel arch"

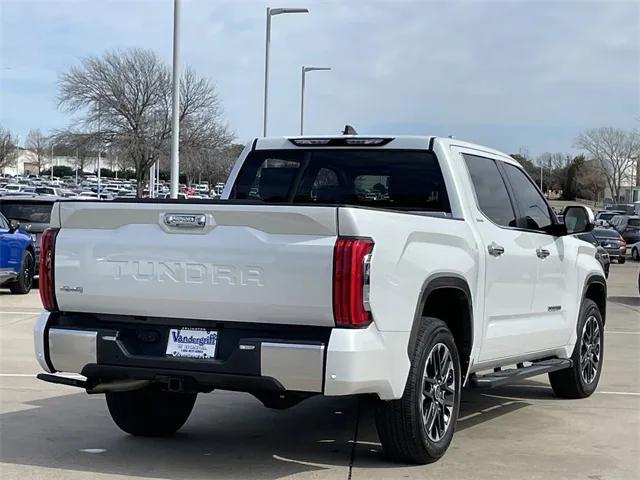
[408,274,474,377]
[582,273,607,326]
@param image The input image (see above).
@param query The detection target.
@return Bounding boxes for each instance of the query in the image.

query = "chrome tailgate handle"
[487,243,505,257]
[163,213,206,228]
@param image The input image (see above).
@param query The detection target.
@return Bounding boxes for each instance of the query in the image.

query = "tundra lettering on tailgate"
[104,260,264,286]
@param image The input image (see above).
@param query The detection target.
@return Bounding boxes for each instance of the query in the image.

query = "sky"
[0,0,638,156]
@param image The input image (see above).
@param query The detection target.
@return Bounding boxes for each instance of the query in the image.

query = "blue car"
[0,212,36,294]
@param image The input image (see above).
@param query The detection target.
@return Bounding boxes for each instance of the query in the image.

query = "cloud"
[0,0,637,155]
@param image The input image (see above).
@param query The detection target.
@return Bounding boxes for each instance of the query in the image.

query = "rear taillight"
[333,237,374,328]
[39,228,59,312]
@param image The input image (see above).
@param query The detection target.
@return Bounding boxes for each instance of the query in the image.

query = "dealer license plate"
[166,328,217,359]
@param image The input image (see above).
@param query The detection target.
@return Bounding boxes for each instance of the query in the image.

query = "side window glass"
[501,163,553,231]
[0,215,7,229]
[463,154,517,227]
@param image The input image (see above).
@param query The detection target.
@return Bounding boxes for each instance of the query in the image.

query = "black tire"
[549,299,603,399]
[631,248,639,261]
[618,256,626,264]
[375,318,461,464]
[106,386,197,436]
[9,250,34,294]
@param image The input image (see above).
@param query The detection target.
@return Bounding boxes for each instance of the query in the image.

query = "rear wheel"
[549,299,603,399]
[375,318,461,464]
[9,250,34,294]
[106,386,197,436]
[631,247,639,261]
[618,256,626,264]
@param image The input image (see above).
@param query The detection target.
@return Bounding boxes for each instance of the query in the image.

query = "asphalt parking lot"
[1,264,639,480]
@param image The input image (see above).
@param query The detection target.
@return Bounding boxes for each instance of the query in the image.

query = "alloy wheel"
[421,343,456,442]
[24,255,34,287]
[580,315,601,385]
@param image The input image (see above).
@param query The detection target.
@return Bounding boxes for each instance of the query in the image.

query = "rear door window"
[501,162,553,231]
[463,154,517,227]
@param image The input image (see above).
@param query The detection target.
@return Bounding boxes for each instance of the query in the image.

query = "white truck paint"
[34,135,606,463]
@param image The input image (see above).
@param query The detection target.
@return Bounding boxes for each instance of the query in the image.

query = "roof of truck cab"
[254,135,519,166]
[255,135,434,151]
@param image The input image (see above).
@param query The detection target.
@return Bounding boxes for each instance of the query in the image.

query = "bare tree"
[24,129,49,174]
[575,127,640,202]
[577,159,607,204]
[0,127,19,171]
[58,48,233,195]
[50,129,101,174]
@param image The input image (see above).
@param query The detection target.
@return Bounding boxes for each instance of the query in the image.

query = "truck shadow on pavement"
[0,384,550,478]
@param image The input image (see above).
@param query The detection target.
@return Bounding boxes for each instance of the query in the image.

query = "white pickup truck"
[34,135,606,463]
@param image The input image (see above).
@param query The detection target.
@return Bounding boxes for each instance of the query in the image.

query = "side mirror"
[564,206,595,235]
[8,219,20,234]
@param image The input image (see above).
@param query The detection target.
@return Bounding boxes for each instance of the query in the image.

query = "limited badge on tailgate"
[166,328,218,359]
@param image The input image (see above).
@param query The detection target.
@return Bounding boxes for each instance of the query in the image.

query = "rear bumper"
[603,246,626,258]
[34,312,409,400]
[0,268,18,283]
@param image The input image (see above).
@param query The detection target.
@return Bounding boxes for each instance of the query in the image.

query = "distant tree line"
[511,127,639,204]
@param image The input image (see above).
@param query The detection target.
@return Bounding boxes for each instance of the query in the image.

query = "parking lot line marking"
[598,391,640,396]
[0,311,41,315]
[606,331,640,335]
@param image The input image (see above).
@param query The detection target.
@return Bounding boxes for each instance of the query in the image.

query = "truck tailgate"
[53,202,338,326]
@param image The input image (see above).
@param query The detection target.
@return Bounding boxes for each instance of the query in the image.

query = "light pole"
[169,0,181,199]
[50,144,54,181]
[263,7,309,137]
[300,66,331,135]
[540,164,543,191]
[97,104,102,200]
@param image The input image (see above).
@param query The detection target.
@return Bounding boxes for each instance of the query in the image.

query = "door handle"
[536,248,550,259]
[488,243,505,257]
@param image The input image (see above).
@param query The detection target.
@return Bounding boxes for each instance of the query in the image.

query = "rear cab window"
[230,149,451,212]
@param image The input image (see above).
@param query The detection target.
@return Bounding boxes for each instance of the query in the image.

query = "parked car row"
[1,174,226,200]
[588,209,640,263]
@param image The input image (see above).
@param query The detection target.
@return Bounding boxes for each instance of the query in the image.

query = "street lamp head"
[303,66,332,73]
[270,7,309,16]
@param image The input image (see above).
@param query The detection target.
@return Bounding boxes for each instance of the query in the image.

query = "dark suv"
[610,215,640,246]
[0,196,57,272]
